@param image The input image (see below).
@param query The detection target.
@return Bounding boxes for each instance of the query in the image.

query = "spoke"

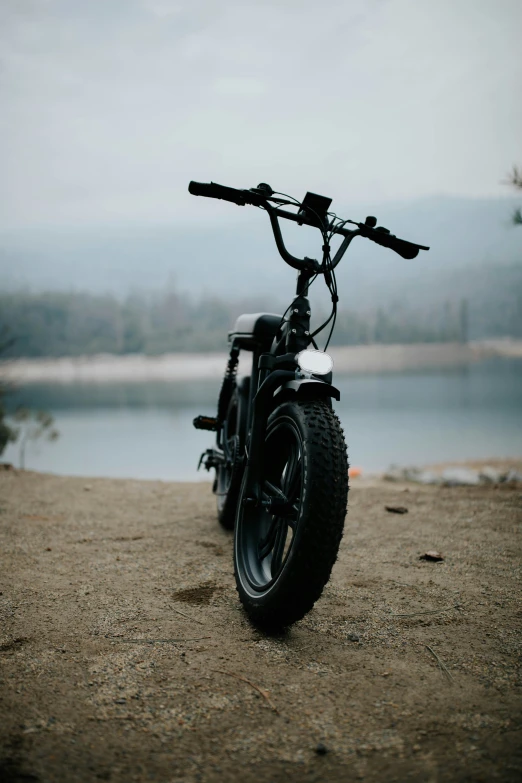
[257,433,302,577]
[271,520,288,578]
[262,480,287,504]
[280,443,301,533]
[283,442,302,501]
[285,463,301,506]
[287,505,299,529]
[258,515,280,559]
[282,443,298,495]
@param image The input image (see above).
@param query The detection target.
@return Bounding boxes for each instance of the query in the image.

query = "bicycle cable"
[258,191,340,352]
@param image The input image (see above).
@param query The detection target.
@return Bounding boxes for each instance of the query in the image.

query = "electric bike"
[191,181,429,628]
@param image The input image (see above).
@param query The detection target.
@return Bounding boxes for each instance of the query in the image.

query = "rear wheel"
[234,399,348,628]
[215,379,249,530]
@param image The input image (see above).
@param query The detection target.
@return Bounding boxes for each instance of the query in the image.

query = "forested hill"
[1,272,521,358]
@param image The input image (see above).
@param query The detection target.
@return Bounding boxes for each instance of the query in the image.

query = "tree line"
[0,289,475,358]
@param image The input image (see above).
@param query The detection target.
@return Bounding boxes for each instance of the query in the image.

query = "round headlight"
[296,349,334,375]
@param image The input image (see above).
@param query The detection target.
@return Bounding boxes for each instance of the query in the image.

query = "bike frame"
[207,211,361,506]
[224,263,344,513]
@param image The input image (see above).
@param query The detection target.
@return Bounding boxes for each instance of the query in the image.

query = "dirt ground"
[1,466,521,783]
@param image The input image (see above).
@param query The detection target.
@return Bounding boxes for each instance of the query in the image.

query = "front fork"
[240,369,295,507]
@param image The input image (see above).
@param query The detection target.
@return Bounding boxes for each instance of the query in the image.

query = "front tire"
[234,399,348,628]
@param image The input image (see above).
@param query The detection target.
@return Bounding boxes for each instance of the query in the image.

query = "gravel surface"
[1,468,521,782]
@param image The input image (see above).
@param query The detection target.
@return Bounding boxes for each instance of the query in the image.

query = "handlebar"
[188,180,430,267]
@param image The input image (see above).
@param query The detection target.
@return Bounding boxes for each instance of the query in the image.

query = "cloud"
[214,77,266,96]
[1,0,521,229]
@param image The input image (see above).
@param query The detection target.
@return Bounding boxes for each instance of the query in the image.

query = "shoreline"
[1,338,521,384]
[2,458,520,483]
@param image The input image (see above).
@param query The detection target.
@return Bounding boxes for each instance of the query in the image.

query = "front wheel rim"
[236,417,304,594]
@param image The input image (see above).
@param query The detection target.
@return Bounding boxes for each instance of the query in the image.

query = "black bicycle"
[191,181,429,628]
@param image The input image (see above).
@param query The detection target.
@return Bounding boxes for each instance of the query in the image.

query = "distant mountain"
[1,195,520,314]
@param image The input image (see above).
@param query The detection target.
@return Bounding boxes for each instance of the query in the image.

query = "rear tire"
[215,379,249,530]
[234,399,348,628]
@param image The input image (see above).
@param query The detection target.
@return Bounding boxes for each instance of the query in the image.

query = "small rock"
[315,743,328,755]
[441,467,480,486]
[383,465,404,482]
[412,470,442,485]
[479,466,502,484]
[84,485,92,491]
[383,466,441,485]
[502,469,522,484]
[385,505,408,514]
[347,633,360,642]
[420,551,444,562]
[45,547,52,551]
[114,698,126,704]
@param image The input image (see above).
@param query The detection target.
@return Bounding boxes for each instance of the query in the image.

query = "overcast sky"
[1,0,521,230]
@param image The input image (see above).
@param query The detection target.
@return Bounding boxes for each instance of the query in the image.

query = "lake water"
[3,358,521,480]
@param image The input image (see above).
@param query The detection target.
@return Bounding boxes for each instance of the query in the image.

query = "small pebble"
[115,698,126,704]
[347,633,360,642]
[420,551,444,562]
[315,742,328,755]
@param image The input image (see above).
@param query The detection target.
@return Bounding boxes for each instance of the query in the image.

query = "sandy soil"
[2,339,521,384]
[1,468,521,783]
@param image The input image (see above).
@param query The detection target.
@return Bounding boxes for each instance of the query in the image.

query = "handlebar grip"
[363,227,425,259]
[188,181,247,205]
[379,234,420,260]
